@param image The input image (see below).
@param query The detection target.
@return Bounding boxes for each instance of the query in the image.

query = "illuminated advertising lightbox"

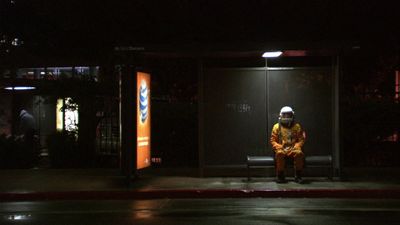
[136,72,151,169]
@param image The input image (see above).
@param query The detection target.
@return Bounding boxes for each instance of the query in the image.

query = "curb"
[1,189,400,201]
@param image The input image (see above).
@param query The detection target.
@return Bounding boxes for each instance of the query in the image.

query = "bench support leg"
[247,165,251,181]
[325,166,333,180]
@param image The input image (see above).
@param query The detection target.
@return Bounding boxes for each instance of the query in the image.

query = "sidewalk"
[0,168,400,201]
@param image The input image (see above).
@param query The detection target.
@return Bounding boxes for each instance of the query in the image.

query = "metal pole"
[332,55,341,179]
[118,66,123,170]
[265,58,270,153]
[198,57,205,177]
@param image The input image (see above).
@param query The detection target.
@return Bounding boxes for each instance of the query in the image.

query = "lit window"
[56,98,79,133]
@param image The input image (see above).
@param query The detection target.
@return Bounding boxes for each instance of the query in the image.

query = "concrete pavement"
[0,168,400,201]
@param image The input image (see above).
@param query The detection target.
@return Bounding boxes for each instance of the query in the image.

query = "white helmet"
[279,106,295,125]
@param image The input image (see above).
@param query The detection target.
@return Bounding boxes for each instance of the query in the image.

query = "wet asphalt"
[1,198,400,225]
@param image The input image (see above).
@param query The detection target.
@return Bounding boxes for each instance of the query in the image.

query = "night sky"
[2,0,399,55]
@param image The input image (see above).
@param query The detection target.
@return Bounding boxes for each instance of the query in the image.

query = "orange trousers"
[275,150,304,173]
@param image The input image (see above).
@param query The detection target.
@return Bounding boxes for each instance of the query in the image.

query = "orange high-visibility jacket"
[270,123,305,152]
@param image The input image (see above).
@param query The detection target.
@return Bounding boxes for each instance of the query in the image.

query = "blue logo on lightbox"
[139,81,148,123]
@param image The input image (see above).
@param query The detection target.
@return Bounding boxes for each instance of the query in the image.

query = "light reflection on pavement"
[1,199,400,225]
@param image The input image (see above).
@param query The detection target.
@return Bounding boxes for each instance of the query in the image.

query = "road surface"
[1,198,400,225]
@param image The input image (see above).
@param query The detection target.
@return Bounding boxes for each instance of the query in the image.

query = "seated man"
[270,106,305,183]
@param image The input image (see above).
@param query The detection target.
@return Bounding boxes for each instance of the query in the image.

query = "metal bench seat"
[246,155,333,181]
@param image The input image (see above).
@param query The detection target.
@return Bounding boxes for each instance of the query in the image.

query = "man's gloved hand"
[274,144,283,152]
[293,143,302,152]
[284,146,293,154]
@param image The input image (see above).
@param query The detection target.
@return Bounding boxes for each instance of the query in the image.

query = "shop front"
[0,66,113,169]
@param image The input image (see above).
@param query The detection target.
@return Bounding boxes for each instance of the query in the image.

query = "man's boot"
[295,170,304,184]
[276,171,286,183]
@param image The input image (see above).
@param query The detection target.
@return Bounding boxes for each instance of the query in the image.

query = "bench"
[246,155,333,181]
